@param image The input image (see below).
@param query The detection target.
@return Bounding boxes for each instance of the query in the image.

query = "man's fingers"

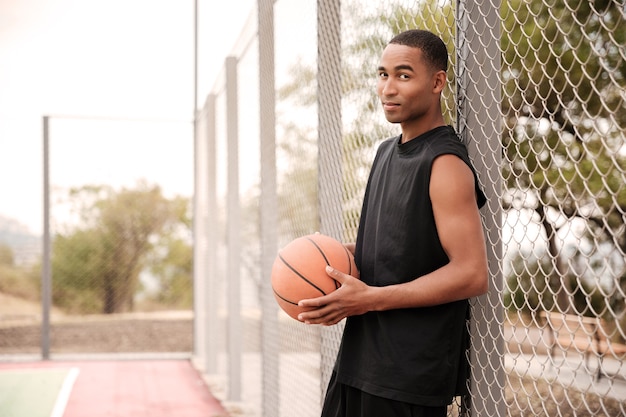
[296,267,353,325]
[298,301,346,325]
[326,265,348,283]
[299,272,343,307]
[298,294,327,308]
[299,309,343,326]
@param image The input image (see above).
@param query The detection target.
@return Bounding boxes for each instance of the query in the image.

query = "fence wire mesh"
[193,0,626,415]
[0,117,194,357]
[498,0,626,415]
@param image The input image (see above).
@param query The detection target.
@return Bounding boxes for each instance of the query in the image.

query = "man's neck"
[400,117,446,143]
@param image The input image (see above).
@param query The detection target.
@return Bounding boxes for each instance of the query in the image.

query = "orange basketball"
[271,233,359,320]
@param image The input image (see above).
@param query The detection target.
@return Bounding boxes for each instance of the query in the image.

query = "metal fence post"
[193,105,207,366]
[258,0,280,415]
[193,92,220,375]
[204,93,219,375]
[226,55,242,402]
[456,0,505,415]
[317,0,343,400]
[42,115,51,360]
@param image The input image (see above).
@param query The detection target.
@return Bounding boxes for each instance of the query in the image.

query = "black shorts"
[321,372,448,417]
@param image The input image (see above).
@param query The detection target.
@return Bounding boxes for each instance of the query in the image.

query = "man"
[298,29,489,417]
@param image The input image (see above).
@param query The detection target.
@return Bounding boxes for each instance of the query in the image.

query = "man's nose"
[381,80,397,96]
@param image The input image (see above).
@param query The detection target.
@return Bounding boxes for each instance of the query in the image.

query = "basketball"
[271,233,359,320]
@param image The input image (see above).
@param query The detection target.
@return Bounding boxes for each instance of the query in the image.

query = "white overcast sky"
[0,0,256,233]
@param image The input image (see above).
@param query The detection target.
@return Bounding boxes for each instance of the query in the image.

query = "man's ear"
[433,70,447,93]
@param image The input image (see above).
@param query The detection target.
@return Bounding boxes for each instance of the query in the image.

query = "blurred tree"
[146,233,193,308]
[504,252,555,317]
[504,250,607,319]
[501,0,626,314]
[52,228,105,313]
[0,244,13,266]
[275,121,319,241]
[0,243,40,301]
[52,182,191,314]
[0,244,19,296]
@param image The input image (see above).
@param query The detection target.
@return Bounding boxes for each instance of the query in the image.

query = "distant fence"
[193,0,626,416]
[0,116,194,359]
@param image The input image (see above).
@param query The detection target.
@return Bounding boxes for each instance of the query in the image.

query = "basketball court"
[0,360,228,417]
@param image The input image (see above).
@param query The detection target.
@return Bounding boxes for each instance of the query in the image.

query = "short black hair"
[389,29,448,72]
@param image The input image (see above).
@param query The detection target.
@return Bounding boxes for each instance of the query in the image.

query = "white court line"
[50,367,80,417]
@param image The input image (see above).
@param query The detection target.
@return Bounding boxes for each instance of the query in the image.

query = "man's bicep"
[430,155,485,261]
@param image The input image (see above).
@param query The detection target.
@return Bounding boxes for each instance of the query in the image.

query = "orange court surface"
[0,359,228,417]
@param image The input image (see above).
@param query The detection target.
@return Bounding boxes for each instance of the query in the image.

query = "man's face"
[376,43,440,127]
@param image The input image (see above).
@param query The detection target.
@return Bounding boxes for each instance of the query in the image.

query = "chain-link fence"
[193,0,626,416]
[0,116,194,358]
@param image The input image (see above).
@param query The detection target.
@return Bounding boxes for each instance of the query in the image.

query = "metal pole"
[192,0,203,362]
[192,118,207,363]
[456,1,504,415]
[42,115,51,360]
[258,0,280,415]
[317,0,343,400]
[226,55,242,402]
[205,93,218,374]
[193,0,198,119]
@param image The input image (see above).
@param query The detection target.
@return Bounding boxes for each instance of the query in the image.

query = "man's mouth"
[382,101,400,111]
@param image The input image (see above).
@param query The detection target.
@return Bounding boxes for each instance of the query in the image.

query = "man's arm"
[298,154,489,325]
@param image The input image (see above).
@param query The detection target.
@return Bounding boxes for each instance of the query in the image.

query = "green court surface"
[0,367,78,417]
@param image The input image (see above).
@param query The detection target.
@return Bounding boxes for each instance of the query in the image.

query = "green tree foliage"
[501,0,626,315]
[146,233,193,308]
[53,229,106,313]
[0,243,39,301]
[502,0,625,138]
[504,251,607,318]
[0,244,14,266]
[275,120,320,240]
[0,244,21,296]
[504,252,555,316]
[52,182,191,314]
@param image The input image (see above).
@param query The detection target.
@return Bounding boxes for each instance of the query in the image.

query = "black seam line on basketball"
[342,245,352,276]
[308,236,343,290]
[273,289,298,306]
[278,253,327,296]
[306,236,342,289]
[305,236,331,266]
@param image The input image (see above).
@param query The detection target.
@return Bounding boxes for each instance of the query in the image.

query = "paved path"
[505,352,626,402]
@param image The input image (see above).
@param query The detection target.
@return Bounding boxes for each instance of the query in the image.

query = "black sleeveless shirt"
[334,126,486,407]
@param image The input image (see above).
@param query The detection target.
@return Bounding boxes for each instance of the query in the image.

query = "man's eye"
[399,74,410,80]
[378,72,388,78]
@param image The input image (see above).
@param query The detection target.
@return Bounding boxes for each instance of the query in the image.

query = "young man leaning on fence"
[298,29,489,417]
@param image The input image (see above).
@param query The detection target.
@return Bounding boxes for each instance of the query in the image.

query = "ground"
[0,293,192,354]
[1,293,624,416]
